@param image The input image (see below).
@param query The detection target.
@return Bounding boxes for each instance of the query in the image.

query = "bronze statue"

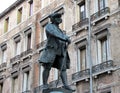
[38,13,75,92]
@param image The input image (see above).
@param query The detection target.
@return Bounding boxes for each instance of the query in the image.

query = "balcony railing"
[36,40,47,49]
[49,79,62,88]
[20,49,33,58]
[72,60,114,82]
[72,69,90,82]
[91,7,110,21]
[0,63,7,69]
[10,55,21,63]
[72,18,88,31]
[10,49,33,64]
[92,60,113,74]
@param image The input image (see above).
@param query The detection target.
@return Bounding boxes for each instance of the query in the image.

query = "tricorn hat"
[49,13,62,18]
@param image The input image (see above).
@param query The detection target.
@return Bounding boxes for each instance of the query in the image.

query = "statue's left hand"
[67,38,71,44]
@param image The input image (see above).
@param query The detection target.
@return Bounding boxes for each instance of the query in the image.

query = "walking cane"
[55,42,69,88]
[55,33,75,88]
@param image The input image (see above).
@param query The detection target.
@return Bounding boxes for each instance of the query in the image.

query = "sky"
[0,0,17,13]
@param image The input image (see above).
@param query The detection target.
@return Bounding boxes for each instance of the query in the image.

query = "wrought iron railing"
[10,49,33,64]
[91,7,110,21]
[72,18,89,31]
[20,49,33,58]
[36,40,47,49]
[72,60,114,82]
[72,69,90,81]
[92,60,113,74]
[10,55,21,63]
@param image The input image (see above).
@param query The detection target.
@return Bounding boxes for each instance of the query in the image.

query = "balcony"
[72,18,88,31]
[0,63,7,70]
[20,49,33,58]
[10,49,33,64]
[72,60,114,82]
[91,7,110,24]
[10,55,21,64]
[36,40,47,49]
[72,69,90,82]
[92,60,113,76]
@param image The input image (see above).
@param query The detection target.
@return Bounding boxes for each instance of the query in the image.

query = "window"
[15,41,21,55]
[17,8,22,24]
[98,0,106,10]
[76,39,88,71]
[54,69,58,80]
[42,25,47,41]
[4,17,9,33]
[97,37,108,63]
[79,3,86,20]
[23,71,30,92]
[41,0,50,8]
[1,44,7,63]
[14,35,21,55]
[79,47,87,70]
[29,0,33,16]
[2,49,7,63]
[39,65,43,85]
[0,83,3,93]
[118,0,120,6]
[12,76,18,93]
[27,33,32,50]
[59,14,64,30]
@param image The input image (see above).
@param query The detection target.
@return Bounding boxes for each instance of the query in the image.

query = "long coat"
[38,23,70,69]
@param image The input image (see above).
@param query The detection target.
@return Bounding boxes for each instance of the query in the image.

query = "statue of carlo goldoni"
[38,12,75,92]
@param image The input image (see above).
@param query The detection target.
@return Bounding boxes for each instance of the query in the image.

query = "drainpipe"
[87,0,93,93]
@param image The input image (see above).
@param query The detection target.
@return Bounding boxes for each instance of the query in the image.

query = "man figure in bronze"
[38,12,75,92]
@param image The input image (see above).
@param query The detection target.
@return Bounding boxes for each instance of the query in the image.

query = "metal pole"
[87,0,93,93]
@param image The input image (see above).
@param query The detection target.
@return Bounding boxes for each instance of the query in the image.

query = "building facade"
[0,0,120,93]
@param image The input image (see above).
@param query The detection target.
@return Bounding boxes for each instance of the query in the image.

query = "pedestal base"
[43,88,73,93]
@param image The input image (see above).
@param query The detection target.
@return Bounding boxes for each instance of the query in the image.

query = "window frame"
[79,2,86,20]
[23,71,30,92]
[27,33,32,50]
[79,46,87,71]
[41,24,47,41]
[98,0,106,10]
[12,76,18,93]
[0,83,3,93]
[2,49,7,63]
[17,7,22,24]
[4,17,9,33]
[75,38,88,71]
[29,0,33,16]
[24,28,32,51]
[39,64,43,85]
[119,0,120,6]
[95,29,111,64]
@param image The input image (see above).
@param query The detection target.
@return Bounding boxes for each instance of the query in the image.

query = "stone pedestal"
[43,88,73,93]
